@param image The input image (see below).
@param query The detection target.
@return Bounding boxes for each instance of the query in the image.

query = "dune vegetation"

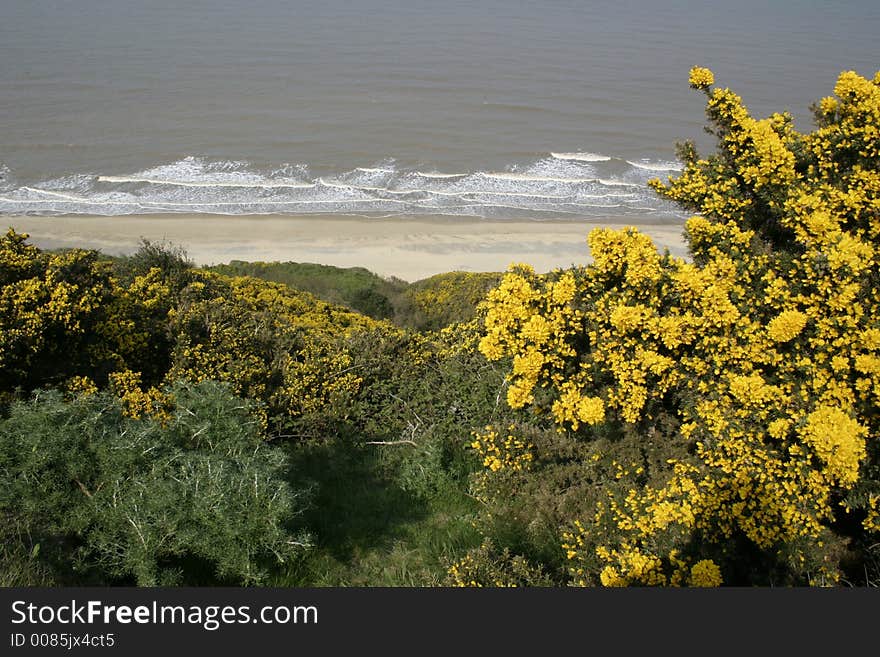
[2,68,878,586]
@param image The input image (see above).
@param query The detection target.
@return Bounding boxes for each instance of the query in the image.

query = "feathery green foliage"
[0,382,311,585]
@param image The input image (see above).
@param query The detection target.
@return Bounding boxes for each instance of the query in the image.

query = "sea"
[1,0,877,222]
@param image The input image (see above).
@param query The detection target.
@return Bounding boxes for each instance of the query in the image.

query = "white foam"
[480,172,641,188]
[597,179,643,188]
[576,193,637,199]
[318,181,445,197]
[458,190,570,199]
[317,178,374,193]
[0,154,686,220]
[414,171,469,179]
[411,202,581,215]
[550,152,611,162]
[626,160,682,172]
[318,180,567,202]
[326,182,575,201]
[97,175,316,189]
[2,195,153,209]
[21,187,100,202]
[480,172,598,184]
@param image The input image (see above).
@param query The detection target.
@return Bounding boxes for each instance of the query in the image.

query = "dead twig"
[364,439,417,446]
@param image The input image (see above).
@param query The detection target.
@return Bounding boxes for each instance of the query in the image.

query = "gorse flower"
[688,66,715,91]
[689,560,723,587]
[767,310,807,343]
[479,67,880,586]
[799,406,867,487]
[470,425,535,473]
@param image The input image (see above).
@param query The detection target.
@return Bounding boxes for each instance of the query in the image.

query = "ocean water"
[1,0,877,220]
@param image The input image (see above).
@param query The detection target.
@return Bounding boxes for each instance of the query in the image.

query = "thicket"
[457,67,880,586]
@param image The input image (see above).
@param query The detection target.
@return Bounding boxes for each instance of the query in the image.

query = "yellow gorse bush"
[0,233,401,433]
[480,68,880,585]
[0,234,171,390]
[166,272,397,423]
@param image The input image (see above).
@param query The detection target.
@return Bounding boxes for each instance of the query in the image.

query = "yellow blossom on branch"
[688,66,714,91]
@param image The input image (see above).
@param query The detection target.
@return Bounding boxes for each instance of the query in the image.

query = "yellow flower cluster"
[563,517,724,587]
[589,227,662,286]
[482,67,880,584]
[479,264,584,425]
[689,559,723,587]
[0,230,409,434]
[767,310,807,343]
[688,66,714,90]
[470,425,534,472]
[0,239,125,383]
[0,233,189,390]
[66,375,98,397]
[108,369,174,424]
[446,555,484,587]
[96,267,174,372]
[864,496,880,534]
[551,387,605,430]
[798,406,867,487]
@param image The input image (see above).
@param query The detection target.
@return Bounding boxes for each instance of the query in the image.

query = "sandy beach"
[5,214,688,282]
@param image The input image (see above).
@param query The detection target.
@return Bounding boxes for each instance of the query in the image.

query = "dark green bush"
[0,381,311,585]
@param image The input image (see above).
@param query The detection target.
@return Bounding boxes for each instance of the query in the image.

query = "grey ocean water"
[1,0,877,220]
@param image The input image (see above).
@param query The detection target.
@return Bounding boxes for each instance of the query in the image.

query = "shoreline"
[4,214,688,282]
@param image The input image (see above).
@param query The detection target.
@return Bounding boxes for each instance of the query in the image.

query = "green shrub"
[0,381,311,585]
[395,271,504,331]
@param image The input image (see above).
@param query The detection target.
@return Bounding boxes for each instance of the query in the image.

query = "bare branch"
[126,516,147,549]
[74,478,93,498]
[364,439,417,446]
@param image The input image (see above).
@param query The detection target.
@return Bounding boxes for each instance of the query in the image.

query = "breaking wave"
[0,153,685,221]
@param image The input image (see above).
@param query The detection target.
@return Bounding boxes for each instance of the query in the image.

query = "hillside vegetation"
[2,68,879,586]
[209,260,502,330]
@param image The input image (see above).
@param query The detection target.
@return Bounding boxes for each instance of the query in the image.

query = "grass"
[278,438,482,586]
